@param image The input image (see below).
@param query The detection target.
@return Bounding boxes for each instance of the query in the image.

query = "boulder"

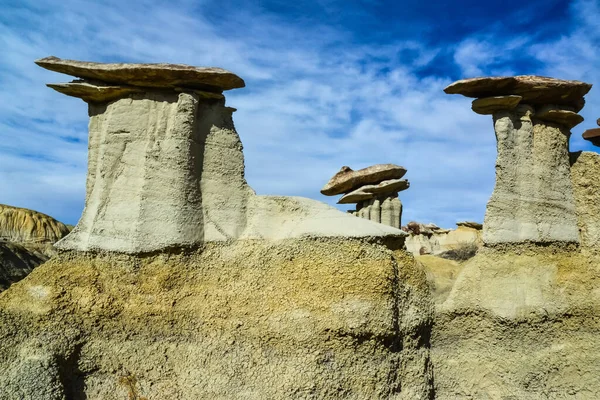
[471,95,522,115]
[36,56,245,92]
[405,221,422,235]
[444,75,592,111]
[321,164,407,196]
[535,105,584,128]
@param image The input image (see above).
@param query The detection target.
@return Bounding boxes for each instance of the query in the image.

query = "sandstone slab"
[456,221,483,230]
[471,95,522,115]
[444,75,592,111]
[47,81,226,103]
[364,178,410,195]
[337,187,374,204]
[47,81,144,103]
[36,56,245,91]
[321,164,407,196]
[582,128,600,146]
[337,178,409,204]
[535,105,584,128]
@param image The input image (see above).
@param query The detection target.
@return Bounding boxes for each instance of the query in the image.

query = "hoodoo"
[321,164,409,228]
[445,75,592,245]
[36,57,406,253]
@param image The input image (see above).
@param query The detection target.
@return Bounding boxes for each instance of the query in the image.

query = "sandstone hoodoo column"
[36,56,254,253]
[321,164,409,228]
[445,75,592,245]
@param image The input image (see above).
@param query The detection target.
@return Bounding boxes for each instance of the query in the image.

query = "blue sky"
[1,0,599,228]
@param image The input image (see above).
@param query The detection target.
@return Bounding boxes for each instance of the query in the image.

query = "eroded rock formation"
[0,204,69,244]
[37,57,405,253]
[321,164,409,229]
[0,204,70,291]
[445,75,592,245]
[0,58,431,399]
[424,75,600,399]
[0,242,47,292]
[3,61,599,399]
[404,221,482,257]
[571,151,600,251]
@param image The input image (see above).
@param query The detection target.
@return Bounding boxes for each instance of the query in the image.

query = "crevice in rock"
[57,343,86,400]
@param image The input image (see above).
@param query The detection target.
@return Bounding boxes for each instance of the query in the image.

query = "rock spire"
[445,75,592,245]
[321,164,409,229]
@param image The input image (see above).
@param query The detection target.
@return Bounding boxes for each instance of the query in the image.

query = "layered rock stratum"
[0,204,70,292]
[0,204,69,244]
[0,242,47,292]
[0,239,433,399]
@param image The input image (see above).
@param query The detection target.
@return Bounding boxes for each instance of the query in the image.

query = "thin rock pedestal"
[445,75,592,245]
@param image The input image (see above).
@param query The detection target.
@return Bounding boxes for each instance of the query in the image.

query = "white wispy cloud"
[0,0,597,229]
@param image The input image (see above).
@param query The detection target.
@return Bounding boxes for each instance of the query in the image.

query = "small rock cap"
[444,75,592,112]
[337,179,409,204]
[582,128,600,147]
[321,164,407,196]
[35,56,245,92]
